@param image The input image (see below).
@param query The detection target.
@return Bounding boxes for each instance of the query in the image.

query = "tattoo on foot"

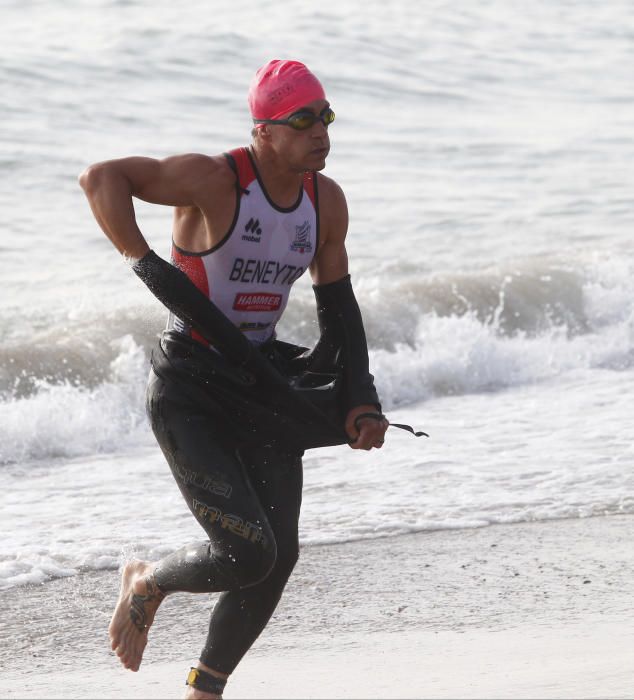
[129,576,165,633]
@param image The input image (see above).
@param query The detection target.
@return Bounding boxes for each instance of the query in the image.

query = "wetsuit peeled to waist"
[151,329,349,453]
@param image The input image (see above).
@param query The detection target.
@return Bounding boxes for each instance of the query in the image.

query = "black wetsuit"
[147,336,303,672]
[132,259,425,675]
[131,241,429,677]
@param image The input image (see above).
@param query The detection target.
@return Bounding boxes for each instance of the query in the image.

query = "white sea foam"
[0,335,150,465]
[4,362,633,591]
[0,555,78,591]
[1,254,632,466]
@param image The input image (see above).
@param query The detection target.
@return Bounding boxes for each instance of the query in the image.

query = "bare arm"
[310,178,388,451]
[310,178,349,284]
[78,154,219,258]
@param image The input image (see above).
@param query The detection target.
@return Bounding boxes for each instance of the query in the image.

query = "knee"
[218,539,278,589]
[223,540,300,589]
[276,544,299,580]
[265,541,299,587]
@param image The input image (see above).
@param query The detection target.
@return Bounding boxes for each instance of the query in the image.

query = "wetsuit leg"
[146,368,303,673]
[147,369,278,593]
[200,444,303,674]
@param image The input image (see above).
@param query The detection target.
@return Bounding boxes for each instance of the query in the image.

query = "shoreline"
[2,514,633,697]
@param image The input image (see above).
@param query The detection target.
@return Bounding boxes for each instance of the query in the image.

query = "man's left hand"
[345,405,389,450]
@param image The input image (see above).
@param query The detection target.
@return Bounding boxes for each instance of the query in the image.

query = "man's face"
[266,99,332,172]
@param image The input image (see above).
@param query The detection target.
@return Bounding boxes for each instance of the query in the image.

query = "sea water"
[1,0,633,590]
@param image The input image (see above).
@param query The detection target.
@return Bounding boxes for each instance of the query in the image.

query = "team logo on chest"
[242,217,263,243]
[233,292,282,312]
[290,220,312,253]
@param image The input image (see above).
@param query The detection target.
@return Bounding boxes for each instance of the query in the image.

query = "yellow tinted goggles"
[253,107,335,130]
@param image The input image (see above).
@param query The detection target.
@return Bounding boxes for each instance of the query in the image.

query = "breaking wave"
[1,252,632,464]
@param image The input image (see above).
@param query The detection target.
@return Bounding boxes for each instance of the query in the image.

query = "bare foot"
[109,560,165,672]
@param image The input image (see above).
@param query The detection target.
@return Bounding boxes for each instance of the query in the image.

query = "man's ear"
[258,125,272,141]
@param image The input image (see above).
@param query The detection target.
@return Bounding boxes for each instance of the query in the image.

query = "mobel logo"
[242,218,263,242]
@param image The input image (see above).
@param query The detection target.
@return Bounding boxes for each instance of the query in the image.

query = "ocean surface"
[1,0,633,591]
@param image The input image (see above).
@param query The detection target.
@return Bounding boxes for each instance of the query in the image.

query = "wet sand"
[1,514,632,698]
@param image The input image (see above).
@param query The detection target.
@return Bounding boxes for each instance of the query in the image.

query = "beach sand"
[1,514,632,698]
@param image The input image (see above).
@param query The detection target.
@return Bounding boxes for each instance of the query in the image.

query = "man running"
[80,59,388,698]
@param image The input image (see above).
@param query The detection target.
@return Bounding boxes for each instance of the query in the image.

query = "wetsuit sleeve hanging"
[132,250,254,364]
[133,249,352,449]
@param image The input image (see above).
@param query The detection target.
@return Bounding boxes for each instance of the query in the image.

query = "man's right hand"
[345,405,389,451]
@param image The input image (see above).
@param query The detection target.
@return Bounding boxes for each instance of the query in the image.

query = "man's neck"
[249,143,304,207]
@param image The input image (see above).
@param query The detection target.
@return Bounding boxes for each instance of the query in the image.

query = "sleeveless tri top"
[167,146,319,346]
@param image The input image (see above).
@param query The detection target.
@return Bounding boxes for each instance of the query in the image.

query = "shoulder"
[167,151,238,205]
[315,173,348,240]
[315,172,347,208]
[174,152,234,185]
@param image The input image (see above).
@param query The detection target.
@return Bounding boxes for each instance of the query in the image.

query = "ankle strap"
[186,667,227,695]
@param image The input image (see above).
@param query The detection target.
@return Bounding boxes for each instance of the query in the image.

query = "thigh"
[147,369,275,555]
[237,445,303,552]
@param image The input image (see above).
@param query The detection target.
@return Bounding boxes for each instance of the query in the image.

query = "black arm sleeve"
[312,275,381,412]
[132,249,337,393]
[132,250,255,365]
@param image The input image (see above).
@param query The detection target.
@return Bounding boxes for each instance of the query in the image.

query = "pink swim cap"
[248,59,326,121]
